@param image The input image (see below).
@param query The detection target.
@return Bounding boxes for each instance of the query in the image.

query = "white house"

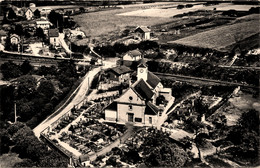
[105,60,174,127]
[123,49,142,67]
[134,26,151,40]
[22,8,34,20]
[49,29,60,47]
[10,34,20,45]
[36,20,51,35]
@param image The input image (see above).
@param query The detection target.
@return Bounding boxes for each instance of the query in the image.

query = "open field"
[118,3,259,18]
[73,7,173,37]
[168,14,260,52]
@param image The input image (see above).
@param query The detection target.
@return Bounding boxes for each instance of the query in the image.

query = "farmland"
[168,14,260,52]
[118,3,259,18]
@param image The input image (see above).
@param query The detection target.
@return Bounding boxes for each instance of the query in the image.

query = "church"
[104,60,174,127]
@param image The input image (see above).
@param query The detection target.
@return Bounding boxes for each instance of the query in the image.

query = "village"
[0,1,259,168]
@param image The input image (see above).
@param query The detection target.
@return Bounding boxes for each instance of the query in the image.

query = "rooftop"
[127,49,142,57]
[145,101,160,115]
[105,102,117,111]
[147,71,161,89]
[133,79,154,100]
[135,26,151,33]
[49,29,59,37]
[109,65,133,76]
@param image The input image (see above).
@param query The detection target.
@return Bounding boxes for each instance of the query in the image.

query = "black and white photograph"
[0,0,259,167]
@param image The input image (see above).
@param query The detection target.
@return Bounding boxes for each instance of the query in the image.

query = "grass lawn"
[168,14,260,52]
[72,7,173,37]
[0,153,23,168]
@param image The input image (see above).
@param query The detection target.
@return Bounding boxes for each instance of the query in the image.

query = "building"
[134,26,151,40]
[104,60,174,127]
[49,29,60,47]
[106,65,133,83]
[21,8,34,20]
[0,30,7,44]
[10,34,20,45]
[68,29,86,39]
[123,49,142,66]
[36,20,51,35]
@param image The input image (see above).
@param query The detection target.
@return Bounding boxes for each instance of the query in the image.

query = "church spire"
[137,59,148,81]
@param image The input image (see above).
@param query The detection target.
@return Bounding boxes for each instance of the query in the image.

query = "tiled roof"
[133,79,154,100]
[127,49,142,57]
[135,26,151,33]
[109,65,133,76]
[49,29,59,37]
[106,102,117,111]
[145,101,159,115]
[147,71,161,89]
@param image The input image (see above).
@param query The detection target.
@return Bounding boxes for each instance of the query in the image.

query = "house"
[106,65,133,83]
[0,30,7,44]
[36,20,51,35]
[123,49,142,66]
[49,29,60,47]
[104,60,174,127]
[134,26,151,40]
[23,8,34,20]
[10,34,20,45]
[68,29,86,39]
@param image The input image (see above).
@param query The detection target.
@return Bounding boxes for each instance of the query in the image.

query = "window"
[149,117,152,124]
[128,113,134,122]
[128,105,133,111]
[129,96,133,101]
[135,118,142,122]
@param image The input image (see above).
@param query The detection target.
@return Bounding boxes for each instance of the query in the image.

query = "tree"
[16,75,37,99]
[35,27,45,40]
[14,24,23,36]
[34,9,41,18]
[7,8,17,20]
[0,61,22,80]
[37,80,55,101]
[156,95,166,106]
[21,60,33,75]
[79,7,85,13]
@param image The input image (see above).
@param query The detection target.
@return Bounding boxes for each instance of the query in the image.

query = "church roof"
[145,101,160,115]
[147,71,161,89]
[133,79,154,100]
[105,102,117,111]
[109,65,133,76]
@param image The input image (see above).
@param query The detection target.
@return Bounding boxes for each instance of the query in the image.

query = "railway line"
[154,72,259,89]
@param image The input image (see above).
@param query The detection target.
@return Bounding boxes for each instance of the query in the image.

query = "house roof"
[10,34,20,39]
[0,30,7,36]
[127,49,142,57]
[49,29,59,37]
[109,65,133,76]
[145,101,160,115]
[36,20,50,24]
[147,71,161,89]
[105,102,117,111]
[133,79,154,100]
[138,59,147,68]
[135,26,151,33]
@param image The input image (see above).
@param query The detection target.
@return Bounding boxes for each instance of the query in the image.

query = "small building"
[49,29,60,47]
[10,34,20,45]
[0,30,7,44]
[106,65,133,83]
[123,49,142,66]
[36,20,51,30]
[134,26,151,40]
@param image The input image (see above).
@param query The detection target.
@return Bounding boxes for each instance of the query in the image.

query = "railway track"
[154,72,259,89]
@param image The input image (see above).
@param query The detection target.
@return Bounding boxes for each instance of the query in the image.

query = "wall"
[105,109,117,121]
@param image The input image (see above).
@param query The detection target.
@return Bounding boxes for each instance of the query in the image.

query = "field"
[168,14,260,52]
[118,3,259,18]
[73,8,172,38]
